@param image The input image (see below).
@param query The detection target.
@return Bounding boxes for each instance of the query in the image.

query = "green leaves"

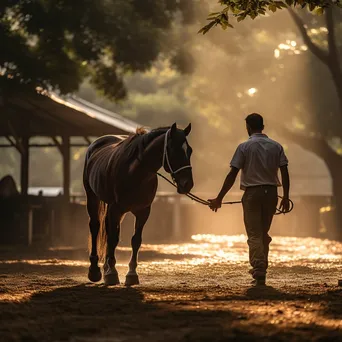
[268,3,278,12]
[314,7,324,15]
[198,21,218,34]
[1,0,192,100]
[198,10,233,34]
[275,1,288,8]
[199,0,339,34]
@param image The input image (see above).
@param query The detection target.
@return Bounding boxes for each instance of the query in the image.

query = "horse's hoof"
[104,272,120,286]
[88,267,102,283]
[125,273,140,286]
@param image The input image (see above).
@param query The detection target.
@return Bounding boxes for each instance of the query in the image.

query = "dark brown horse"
[0,175,19,198]
[83,123,193,285]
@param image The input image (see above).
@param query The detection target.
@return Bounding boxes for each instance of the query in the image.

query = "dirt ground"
[1,234,342,341]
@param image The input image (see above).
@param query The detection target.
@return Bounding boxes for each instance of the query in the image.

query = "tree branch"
[288,8,329,65]
[275,124,338,164]
[326,8,337,59]
[325,7,342,105]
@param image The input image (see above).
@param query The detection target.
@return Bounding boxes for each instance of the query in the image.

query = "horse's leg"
[125,206,151,286]
[85,187,102,282]
[103,204,121,285]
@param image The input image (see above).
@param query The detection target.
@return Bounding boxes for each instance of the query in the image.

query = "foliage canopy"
[0,0,193,100]
[199,0,341,34]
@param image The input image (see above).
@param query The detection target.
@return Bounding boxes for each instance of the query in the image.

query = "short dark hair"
[245,113,264,130]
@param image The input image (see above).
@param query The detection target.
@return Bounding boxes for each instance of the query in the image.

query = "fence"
[0,192,337,247]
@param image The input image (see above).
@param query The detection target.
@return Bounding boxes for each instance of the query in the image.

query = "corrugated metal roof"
[50,93,143,134]
[0,86,143,137]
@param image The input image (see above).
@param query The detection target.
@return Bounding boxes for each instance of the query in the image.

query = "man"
[208,113,290,286]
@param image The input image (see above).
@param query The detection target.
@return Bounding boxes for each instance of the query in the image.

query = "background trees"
[0,0,195,99]
[200,0,341,33]
[1,1,341,234]
[199,5,342,234]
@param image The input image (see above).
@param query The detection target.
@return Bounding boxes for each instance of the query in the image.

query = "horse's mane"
[135,127,148,135]
[134,126,170,138]
[114,126,170,169]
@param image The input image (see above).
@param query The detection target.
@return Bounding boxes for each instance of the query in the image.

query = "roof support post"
[58,135,71,244]
[20,136,29,196]
[61,135,70,202]
[51,135,70,201]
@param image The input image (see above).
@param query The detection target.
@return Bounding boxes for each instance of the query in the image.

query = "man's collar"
[249,133,268,139]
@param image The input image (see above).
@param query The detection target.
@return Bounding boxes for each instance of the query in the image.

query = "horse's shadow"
[0,283,248,341]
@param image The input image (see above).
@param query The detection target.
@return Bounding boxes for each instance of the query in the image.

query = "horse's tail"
[88,200,108,262]
[97,200,108,262]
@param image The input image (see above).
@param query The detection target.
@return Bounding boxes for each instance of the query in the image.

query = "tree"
[276,8,342,236]
[0,0,193,100]
[198,3,342,234]
[199,0,341,34]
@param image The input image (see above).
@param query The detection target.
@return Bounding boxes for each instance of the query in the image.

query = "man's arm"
[280,165,290,212]
[208,167,240,212]
[217,167,240,200]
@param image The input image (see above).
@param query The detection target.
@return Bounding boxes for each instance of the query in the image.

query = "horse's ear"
[184,123,191,136]
[170,123,177,137]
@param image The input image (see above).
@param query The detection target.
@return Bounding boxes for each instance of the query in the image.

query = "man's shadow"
[245,284,289,300]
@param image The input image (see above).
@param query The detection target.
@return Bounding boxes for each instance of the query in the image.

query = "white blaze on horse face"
[182,142,188,159]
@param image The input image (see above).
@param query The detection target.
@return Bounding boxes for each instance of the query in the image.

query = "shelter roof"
[0,85,141,137]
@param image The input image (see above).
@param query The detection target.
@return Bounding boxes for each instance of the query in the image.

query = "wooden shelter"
[0,86,140,199]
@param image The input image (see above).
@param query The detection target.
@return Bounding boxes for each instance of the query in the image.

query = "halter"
[162,129,192,179]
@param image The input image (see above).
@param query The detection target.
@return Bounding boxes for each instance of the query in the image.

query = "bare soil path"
[1,234,342,341]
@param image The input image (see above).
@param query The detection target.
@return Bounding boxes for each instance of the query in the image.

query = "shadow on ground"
[1,260,342,342]
[1,283,342,342]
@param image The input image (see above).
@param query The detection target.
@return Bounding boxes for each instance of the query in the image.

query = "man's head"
[245,113,264,136]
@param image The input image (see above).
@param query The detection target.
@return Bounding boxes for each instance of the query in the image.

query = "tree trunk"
[287,9,342,239]
[274,126,342,239]
[327,155,342,240]
[325,8,342,116]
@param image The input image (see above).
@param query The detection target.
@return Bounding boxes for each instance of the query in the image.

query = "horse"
[0,175,19,198]
[83,123,194,286]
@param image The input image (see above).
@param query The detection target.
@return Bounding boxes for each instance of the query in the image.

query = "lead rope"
[156,172,294,215]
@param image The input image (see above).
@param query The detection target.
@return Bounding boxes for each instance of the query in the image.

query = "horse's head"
[163,123,194,194]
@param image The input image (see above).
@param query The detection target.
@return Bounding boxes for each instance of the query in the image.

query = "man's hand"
[279,197,290,213]
[208,197,222,212]
[208,167,239,213]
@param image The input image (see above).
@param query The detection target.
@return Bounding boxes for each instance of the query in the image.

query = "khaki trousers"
[242,185,278,278]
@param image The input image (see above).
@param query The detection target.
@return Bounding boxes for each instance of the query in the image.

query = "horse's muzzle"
[177,179,194,194]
